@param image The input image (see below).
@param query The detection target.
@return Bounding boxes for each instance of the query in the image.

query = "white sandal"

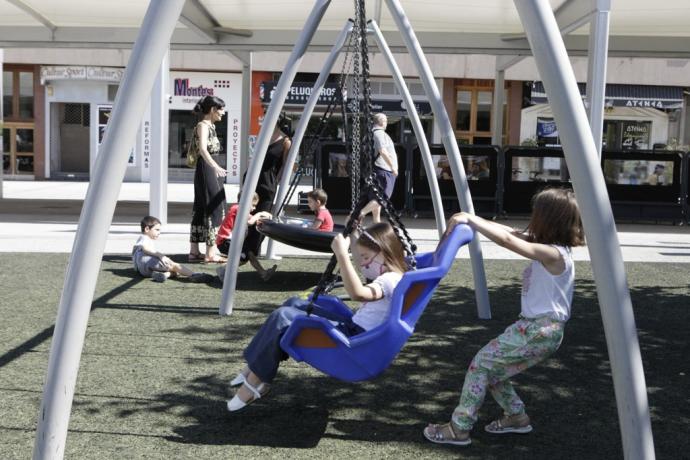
[226,380,269,412]
[229,368,249,387]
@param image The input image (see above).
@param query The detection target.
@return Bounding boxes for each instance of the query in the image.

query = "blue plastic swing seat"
[279,224,475,382]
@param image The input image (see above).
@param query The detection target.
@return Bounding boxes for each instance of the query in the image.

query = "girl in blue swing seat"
[227,222,409,412]
[424,187,584,447]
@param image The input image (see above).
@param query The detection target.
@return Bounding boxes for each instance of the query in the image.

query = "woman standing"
[189,95,228,263]
[241,120,291,263]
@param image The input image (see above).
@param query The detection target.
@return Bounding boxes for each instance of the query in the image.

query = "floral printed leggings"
[452,315,565,431]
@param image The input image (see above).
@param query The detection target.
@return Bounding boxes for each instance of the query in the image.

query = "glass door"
[49,102,90,178]
[3,67,36,176]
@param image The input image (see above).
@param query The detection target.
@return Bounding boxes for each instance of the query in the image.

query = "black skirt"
[190,155,227,245]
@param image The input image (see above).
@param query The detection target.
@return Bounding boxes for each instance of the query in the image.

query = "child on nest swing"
[424,187,585,447]
[226,221,409,412]
[306,188,334,232]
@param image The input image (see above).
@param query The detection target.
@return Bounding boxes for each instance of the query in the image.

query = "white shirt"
[520,245,574,321]
[352,271,403,330]
[372,127,397,172]
[132,234,155,267]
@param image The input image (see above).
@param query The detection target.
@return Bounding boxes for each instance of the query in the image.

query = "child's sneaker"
[151,271,168,283]
[189,272,213,283]
[484,413,532,434]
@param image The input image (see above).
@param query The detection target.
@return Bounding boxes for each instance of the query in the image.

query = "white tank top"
[520,245,574,322]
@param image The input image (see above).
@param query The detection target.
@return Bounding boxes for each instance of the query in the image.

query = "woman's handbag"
[186,135,198,168]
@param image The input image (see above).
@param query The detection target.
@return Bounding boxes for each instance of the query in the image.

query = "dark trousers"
[243,297,364,383]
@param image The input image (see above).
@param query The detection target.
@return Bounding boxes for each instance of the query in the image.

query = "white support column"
[514,2,654,459]
[240,53,252,184]
[491,56,523,146]
[586,0,610,157]
[369,20,446,237]
[32,2,186,459]
[150,50,170,223]
[492,68,506,146]
[219,0,332,316]
[265,19,353,260]
[385,0,491,319]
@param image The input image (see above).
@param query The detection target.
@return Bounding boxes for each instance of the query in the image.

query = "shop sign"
[40,66,123,84]
[623,99,666,109]
[87,67,125,82]
[537,118,558,137]
[621,121,650,150]
[260,81,341,105]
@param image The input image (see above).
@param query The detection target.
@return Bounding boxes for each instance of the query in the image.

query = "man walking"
[360,113,398,223]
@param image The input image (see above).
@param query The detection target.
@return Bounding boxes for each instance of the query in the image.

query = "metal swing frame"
[34,1,654,459]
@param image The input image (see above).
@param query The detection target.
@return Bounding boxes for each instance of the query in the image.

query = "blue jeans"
[243,297,363,383]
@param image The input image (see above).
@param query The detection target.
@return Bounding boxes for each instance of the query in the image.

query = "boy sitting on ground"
[133,216,210,283]
[306,188,334,232]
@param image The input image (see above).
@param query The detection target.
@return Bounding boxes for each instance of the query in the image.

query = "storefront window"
[476,91,492,131]
[2,128,10,174]
[2,71,12,118]
[454,83,505,144]
[19,72,34,119]
[455,90,471,131]
[2,128,8,152]
[16,128,33,152]
[603,120,652,151]
[16,155,34,173]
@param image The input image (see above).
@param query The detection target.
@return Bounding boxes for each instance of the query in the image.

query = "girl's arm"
[331,234,384,303]
[196,123,227,177]
[448,212,564,274]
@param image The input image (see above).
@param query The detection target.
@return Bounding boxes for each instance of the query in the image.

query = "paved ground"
[1,180,689,262]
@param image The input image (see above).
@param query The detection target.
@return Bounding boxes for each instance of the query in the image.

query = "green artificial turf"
[0,253,688,459]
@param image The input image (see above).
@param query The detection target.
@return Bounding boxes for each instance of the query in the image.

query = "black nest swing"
[257,218,345,253]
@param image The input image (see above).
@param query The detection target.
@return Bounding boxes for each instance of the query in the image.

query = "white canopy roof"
[1,0,690,57]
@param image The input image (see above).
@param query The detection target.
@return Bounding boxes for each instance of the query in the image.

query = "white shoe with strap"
[226,380,270,412]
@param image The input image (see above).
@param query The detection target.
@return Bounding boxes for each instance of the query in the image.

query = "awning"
[531,81,684,109]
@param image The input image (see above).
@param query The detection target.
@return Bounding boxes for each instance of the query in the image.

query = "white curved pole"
[514,1,654,459]
[265,19,353,259]
[385,0,491,319]
[33,1,185,458]
[369,20,446,238]
[219,0,333,315]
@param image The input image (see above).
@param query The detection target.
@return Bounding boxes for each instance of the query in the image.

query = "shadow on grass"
[106,272,689,458]
[6,256,689,458]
